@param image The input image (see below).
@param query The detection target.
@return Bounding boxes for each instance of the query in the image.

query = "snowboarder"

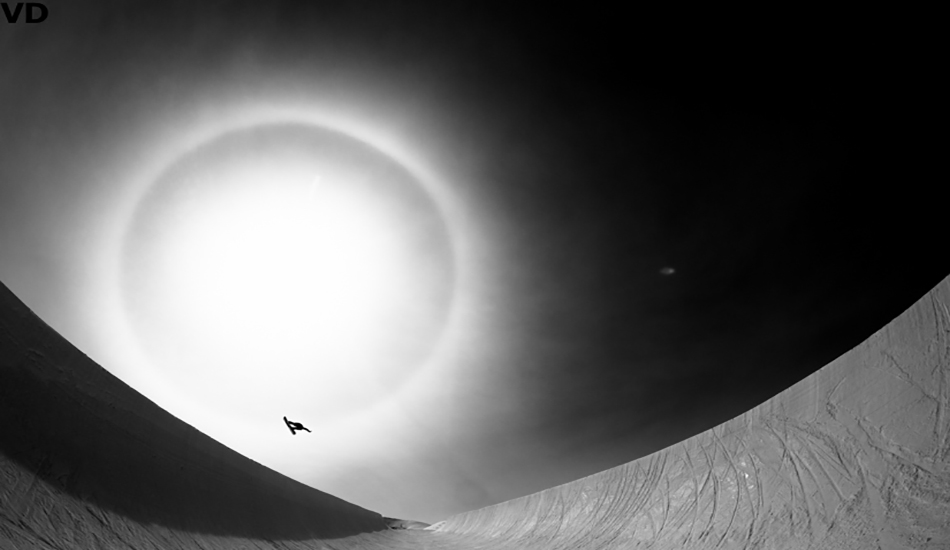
[283,416,311,435]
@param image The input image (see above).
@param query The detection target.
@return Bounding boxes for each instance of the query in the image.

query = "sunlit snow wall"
[432,276,950,549]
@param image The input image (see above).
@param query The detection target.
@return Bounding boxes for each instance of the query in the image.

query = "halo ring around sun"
[118,121,457,425]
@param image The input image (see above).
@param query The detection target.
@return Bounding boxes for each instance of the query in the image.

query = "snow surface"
[2,276,949,549]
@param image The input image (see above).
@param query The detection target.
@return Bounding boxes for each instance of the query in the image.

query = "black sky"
[1,1,945,521]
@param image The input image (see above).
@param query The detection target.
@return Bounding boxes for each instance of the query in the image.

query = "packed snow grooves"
[432,277,950,549]
[2,276,950,549]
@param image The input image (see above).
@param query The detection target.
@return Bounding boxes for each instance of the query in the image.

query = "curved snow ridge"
[0,281,391,548]
[432,276,950,549]
[2,275,950,549]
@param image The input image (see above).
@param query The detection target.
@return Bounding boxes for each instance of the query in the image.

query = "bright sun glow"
[164,169,399,364]
[138,148,432,420]
[93,103,472,467]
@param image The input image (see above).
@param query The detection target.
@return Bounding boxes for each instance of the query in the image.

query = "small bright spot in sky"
[660,267,676,275]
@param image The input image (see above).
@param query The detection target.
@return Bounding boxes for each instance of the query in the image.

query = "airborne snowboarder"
[283,416,311,435]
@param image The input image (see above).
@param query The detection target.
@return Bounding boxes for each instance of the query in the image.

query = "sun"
[120,123,455,423]
[161,164,400,364]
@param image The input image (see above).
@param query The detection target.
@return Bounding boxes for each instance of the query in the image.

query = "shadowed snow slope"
[2,276,950,549]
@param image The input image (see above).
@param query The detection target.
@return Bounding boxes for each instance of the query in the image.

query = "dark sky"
[1,1,945,522]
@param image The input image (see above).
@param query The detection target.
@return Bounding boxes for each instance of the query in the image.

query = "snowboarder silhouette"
[283,416,311,435]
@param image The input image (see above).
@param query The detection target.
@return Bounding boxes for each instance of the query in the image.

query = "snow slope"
[433,277,950,549]
[2,276,949,549]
